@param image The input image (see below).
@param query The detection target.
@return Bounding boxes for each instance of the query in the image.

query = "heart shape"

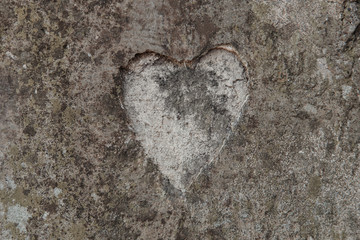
[122,47,248,191]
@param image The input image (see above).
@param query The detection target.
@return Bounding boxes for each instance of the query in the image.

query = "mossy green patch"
[308,175,321,198]
[69,222,87,240]
[62,106,79,125]
[251,3,270,19]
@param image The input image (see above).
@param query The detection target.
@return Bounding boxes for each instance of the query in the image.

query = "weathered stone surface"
[0,0,359,239]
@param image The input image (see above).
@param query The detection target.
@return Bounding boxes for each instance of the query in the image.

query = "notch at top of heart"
[124,44,248,74]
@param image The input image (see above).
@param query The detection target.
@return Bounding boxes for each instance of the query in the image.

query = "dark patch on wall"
[23,125,36,137]
[194,14,220,39]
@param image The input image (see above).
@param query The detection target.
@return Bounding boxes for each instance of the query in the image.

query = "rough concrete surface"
[0,0,359,239]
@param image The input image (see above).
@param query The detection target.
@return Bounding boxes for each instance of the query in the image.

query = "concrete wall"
[1,0,359,239]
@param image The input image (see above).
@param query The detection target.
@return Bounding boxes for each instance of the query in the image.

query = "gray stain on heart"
[157,68,232,134]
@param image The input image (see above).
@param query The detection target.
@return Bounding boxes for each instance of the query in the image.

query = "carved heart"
[122,47,248,191]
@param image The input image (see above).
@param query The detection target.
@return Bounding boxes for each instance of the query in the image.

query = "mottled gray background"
[1,0,359,239]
